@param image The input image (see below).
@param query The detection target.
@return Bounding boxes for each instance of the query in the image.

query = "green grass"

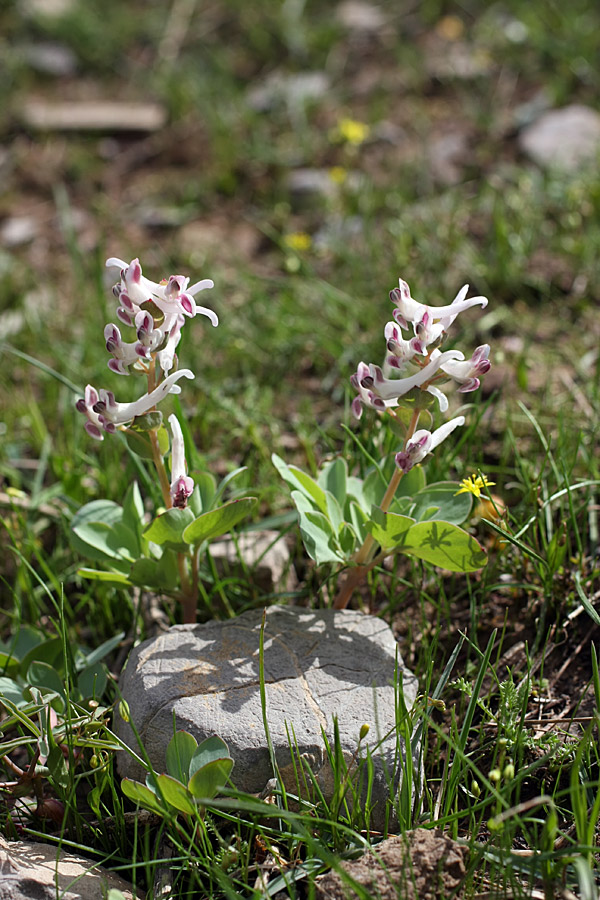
[1,0,600,896]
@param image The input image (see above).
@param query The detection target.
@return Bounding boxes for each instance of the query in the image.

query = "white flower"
[168,414,194,508]
[104,257,217,375]
[76,370,194,440]
[106,257,218,326]
[351,349,464,418]
[390,279,488,337]
[395,416,465,473]
[437,344,491,393]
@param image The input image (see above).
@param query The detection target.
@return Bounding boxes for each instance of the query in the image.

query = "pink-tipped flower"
[105,257,218,328]
[76,370,195,440]
[352,349,464,418]
[438,344,491,393]
[390,279,488,340]
[168,414,194,509]
[384,322,424,367]
[395,416,465,473]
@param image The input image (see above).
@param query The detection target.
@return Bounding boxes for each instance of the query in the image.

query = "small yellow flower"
[336,118,370,145]
[329,166,348,184]
[283,231,312,252]
[436,15,464,41]
[455,473,495,498]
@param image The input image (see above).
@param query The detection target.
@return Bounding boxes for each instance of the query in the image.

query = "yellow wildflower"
[336,118,370,145]
[455,473,495,498]
[283,232,312,252]
[329,166,348,184]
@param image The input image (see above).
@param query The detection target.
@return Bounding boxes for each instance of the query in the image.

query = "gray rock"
[247,71,330,113]
[519,105,600,171]
[336,1,387,32]
[209,529,296,594]
[23,41,77,76]
[0,836,142,899]
[116,606,418,829]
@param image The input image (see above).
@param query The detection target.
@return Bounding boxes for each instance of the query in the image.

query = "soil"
[314,829,468,900]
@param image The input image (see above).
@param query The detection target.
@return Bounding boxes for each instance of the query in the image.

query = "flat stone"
[0,836,143,899]
[116,606,418,830]
[519,105,600,172]
[20,100,167,132]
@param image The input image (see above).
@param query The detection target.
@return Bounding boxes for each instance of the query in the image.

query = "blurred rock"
[425,40,492,81]
[23,41,77,76]
[247,71,330,113]
[178,218,262,264]
[20,100,167,132]
[427,131,469,185]
[0,216,39,247]
[0,835,143,899]
[336,1,386,32]
[313,215,364,251]
[20,0,74,16]
[116,606,418,832]
[286,168,362,205]
[519,105,600,172]
[209,529,296,594]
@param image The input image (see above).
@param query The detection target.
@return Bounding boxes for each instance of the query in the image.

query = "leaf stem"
[332,407,421,610]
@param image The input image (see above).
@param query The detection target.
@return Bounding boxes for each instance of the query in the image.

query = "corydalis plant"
[274,277,491,610]
[72,257,256,623]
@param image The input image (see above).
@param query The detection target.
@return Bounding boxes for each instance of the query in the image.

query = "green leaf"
[71,501,131,569]
[156,773,196,815]
[348,500,369,545]
[105,522,139,561]
[82,631,125,667]
[188,758,234,801]
[0,676,26,705]
[213,466,249,506]
[121,778,167,816]
[26,661,65,701]
[188,736,231,777]
[0,652,20,679]
[325,491,343,535]
[317,458,347,506]
[77,568,133,586]
[123,424,169,459]
[144,507,195,549]
[403,521,487,572]
[411,482,473,525]
[129,553,179,590]
[338,522,358,557]
[182,497,257,546]
[292,492,345,564]
[20,638,64,679]
[366,508,414,551]
[190,472,217,515]
[77,662,107,700]
[346,476,366,509]
[166,731,198,784]
[122,481,144,547]
[47,744,69,790]
[272,454,328,514]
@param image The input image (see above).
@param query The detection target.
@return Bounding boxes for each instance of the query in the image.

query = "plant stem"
[332,407,421,610]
